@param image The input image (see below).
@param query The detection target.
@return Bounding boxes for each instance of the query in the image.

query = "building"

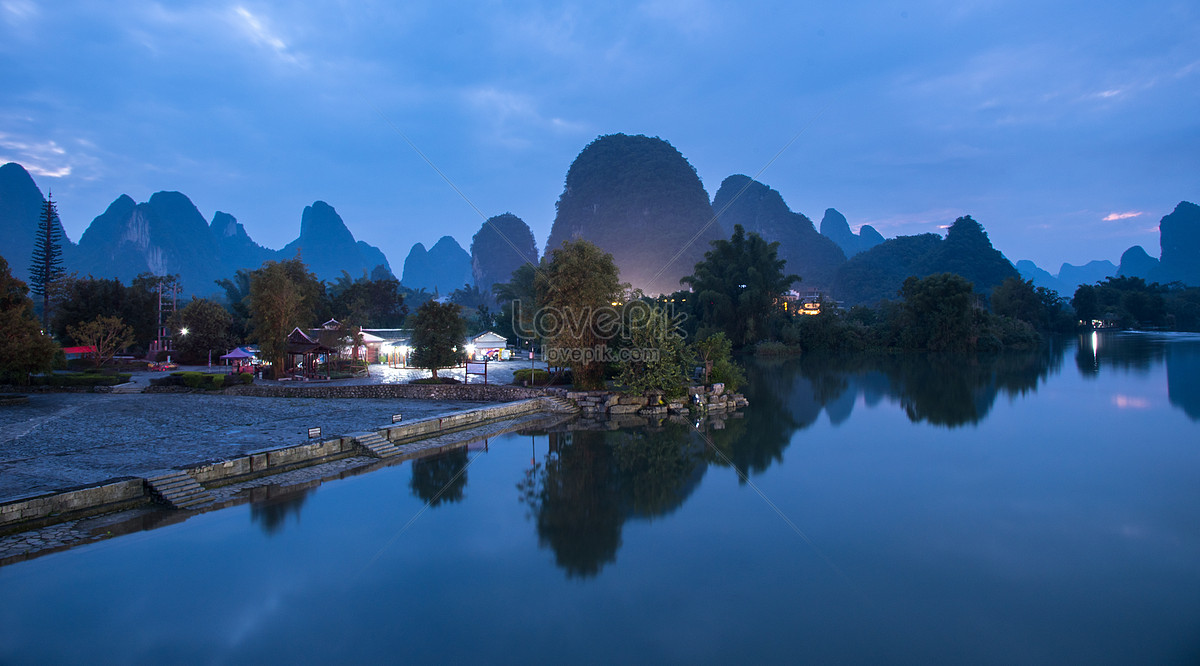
[465,331,509,360]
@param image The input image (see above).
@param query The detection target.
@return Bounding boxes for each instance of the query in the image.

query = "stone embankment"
[566,383,748,418]
[219,383,547,401]
[0,396,566,538]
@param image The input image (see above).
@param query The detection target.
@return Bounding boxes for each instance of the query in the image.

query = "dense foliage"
[692,332,745,392]
[1073,276,1200,330]
[0,255,59,383]
[616,306,692,398]
[410,300,467,379]
[990,277,1074,332]
[834,216,1018,306]
[537,239,627,390]
[247,257,325,373]
[682,224,798,348]
[328,271,408,328]
[168,298,234,365]
[835,234,944,305]
[781,273,1039,353]
[51,273,169,351]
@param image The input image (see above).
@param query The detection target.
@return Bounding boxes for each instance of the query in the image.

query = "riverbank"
[0,392,496,501]
[0,404,571,566]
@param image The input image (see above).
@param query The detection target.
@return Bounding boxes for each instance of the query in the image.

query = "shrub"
[513,368,551,385]
[32,372,131,387]
[238,372,254,385]
[157,371,227,389]
[410,377,461,385]
[753,341,802,357]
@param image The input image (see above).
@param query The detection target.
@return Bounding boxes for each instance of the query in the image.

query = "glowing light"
[1112,395,1150,409]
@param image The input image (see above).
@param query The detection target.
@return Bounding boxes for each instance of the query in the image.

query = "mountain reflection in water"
[514,333,1200,578]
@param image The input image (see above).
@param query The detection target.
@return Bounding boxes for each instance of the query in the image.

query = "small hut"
[284,328,336,379]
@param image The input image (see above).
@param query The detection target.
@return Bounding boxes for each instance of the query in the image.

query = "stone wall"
[217,383,547,402]
[1,397,557,534]
[1,478,147,533]
[380,398,549,443]
[566,383,748,417]
[187,437,360,487]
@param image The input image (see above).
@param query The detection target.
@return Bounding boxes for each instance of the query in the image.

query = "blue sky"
[1,0,1197,274]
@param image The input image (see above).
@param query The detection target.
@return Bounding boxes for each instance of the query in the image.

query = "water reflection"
[1168,339,1200,421]
[249,486,312,536]
[518,424,706,578]
[410,448,469,507]
[1076,332,1200,420]
[754,345,1062,431]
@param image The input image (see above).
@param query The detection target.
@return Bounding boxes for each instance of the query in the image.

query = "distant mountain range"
[0,162,391,295]
[3,154,1195,307]
[1017,201,1200,295]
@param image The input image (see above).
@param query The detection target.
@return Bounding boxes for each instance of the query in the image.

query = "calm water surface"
[2,332,1198,664]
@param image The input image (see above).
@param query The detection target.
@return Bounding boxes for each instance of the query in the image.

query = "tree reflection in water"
[759,347,1061,430]
[512,333,1200,579]
[518,424,706,578]
[410,447,469,507]
[249,487,313,536]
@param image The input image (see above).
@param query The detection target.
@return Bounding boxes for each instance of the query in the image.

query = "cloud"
[1102,211,1143,221]
[1,0,35,21]
[0,132,72,177]
[464,87,588,147]
[232,6,298,64]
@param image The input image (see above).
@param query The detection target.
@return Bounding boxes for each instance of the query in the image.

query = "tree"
[216,268,253,342]
[537,239,626,390]
[247,257,325,374]
[410,300,466,379]
[67,315,134,368]
[991,277,1042,324]
[617,305,692,398]
[168,298,233,365]
[1072,284,1099,323]
[28,194,65,329]
[0,256,59,383]
[692,331,746,392]
[329,271,407,328]
[493,263,540,347]
[51,275,158,351]
[898,273,978,352]
[449,283,489,310]
[682,224,798,347]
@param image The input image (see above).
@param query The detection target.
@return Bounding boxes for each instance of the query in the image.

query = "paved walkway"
[0,364,552,504]
[0,409,569,565]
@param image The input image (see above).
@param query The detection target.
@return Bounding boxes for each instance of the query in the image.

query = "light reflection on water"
[1,332,1199,664]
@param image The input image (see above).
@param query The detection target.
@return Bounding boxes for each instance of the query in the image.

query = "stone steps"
[543,396,580,414]
[146,471,214,510]
[351,431,401,459]
[109,382,144,394]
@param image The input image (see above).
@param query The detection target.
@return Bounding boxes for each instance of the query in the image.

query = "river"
[1,331,1198,664]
